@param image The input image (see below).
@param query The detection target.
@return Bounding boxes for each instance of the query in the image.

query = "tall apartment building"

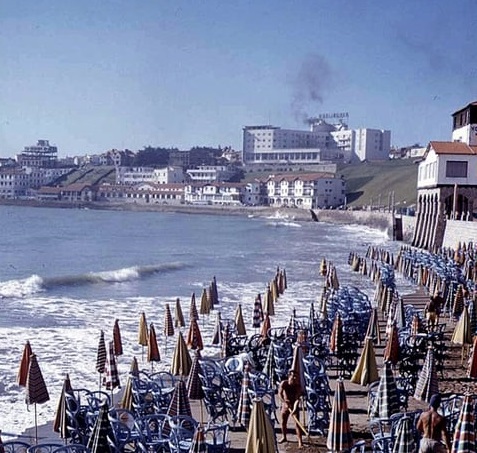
[242,120,390,166]
[16,139,58,168]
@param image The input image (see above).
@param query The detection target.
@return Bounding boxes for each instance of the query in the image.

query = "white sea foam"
[0,275,44,299]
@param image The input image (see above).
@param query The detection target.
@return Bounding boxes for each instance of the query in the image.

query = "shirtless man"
[278,370,304,448]
[425,295,441,331]
[416,394,451,453]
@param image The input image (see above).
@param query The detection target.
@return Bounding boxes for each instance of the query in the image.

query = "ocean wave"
[0,263,186,298]
[266,220,302,228]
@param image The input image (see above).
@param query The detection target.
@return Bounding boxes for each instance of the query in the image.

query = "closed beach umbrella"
[392,416,415,453]
[186,318,204,351]
[17,340,33,387]
[87,402,113,453]
[326,379,353,452]
[120,357,139,411]
[383,324,400,365]
[174,297,185,328]
[147,323,161,371]
[112,319,123,357]
[104,341,121,394]
[211,311,223,346]
[468,336,477,379]
[252,294,264,329]
[210,275,219,306]
[452,394,475,452]
[350,337,379,386]
[260,313,271,340]
[199,288,210,316]
[96,330,107,391]
[171,331,192,377]
[394,297,406,330]
[245,399,276,453]
[53,373,73,440]
[451,305,473,363]
[291,345,306,395]
[287,308,298,337]
[235,304,247,336]
[26,353,50,444]
[263,343,276,386]
[366,308,381,344]
[190,426,207,453]
[414,347,438,403]
[138,312,148,361]
[189,292,199,321]
[187,350,204,401]
[237,365,252,428]
[320,258,327,276]
[330,313,343,355]
[270,278,279,302]
[370,361,400,420]
[453,285,465,319]
[262,285,275,316]
[167,380,192,418]
[164,303,175,341]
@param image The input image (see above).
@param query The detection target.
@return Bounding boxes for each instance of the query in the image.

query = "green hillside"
[337,159,418,209]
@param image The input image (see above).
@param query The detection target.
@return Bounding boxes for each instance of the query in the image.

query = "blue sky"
[1,0,476,157]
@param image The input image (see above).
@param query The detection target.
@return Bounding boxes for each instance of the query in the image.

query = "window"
[446,160,468,178]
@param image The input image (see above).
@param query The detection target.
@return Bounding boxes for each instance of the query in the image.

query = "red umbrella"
[26,353,50,445]
[186,318,204,351]
[112,319,123,357]
[148,323,161,371]
[17,340,33,387]
[167,380,192,418]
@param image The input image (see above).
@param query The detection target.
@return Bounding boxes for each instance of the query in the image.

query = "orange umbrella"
[17,340,33,387]
[235,304,247,336]
[260,313,271,340]
[383,324,400,365]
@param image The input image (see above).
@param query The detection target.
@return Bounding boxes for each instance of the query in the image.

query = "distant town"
[0,103,474,213]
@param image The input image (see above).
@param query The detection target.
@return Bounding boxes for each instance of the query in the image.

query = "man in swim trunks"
[278,370,304,448]
[416,394,451,452]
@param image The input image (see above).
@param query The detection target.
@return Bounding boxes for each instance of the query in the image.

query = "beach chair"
[52,445,90,453]
[135,413,172,453]
[2,441,30,453]
[26,443,63,453]
[168,415,198,453]
[204,422,231,453]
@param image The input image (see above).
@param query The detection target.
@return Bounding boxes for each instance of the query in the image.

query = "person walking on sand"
[416,394,451,453]
[278,370,304,448]
[425,295,441,332]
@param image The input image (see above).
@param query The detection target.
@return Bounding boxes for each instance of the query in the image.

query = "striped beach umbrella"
[468,336,477,378]
[26,353,50,444]
[190,426,207,453]
[235,304,247,336]
[414,347,438,403]
[350,337,379,386]
[263,343,276,386]
[238,366,252,428]
[392,415,415,453]
[326,379,353,452]
[87,402,113,453]
[369,361,400,419]
[53,373,73,439]
[187,350,204,401]
[112,319,123,357]
[147,323,161,371]
[96,330,107,390]
[104,340,121,394]
[452,394,475,452]
[174,297,185,328]
[167,380,192,418]
[245,399,276,453]
[287,308,298,337]
[120,357,139,411]
[189,293,199,321]
[330,313,343,356]
[186,318,204,351]
[171,331,192,377]
[17,340,33,387]
[366,308,382,344]
[252,294,264,329]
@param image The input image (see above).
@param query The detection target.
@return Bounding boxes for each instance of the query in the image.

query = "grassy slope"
[337,159,419,208]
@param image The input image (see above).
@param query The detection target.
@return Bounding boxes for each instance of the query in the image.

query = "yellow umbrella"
[451,305,473,363]
[262,285,275,316]
[138,312,148,362]
[245,399,276,453]
[120,357,139,410]
[350,337,379,386]
[170,332,192,377]
[174,298,185,328]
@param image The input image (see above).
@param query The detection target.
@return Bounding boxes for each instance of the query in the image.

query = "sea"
[0,204,415,436]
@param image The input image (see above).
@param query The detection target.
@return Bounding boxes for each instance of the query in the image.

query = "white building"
[116,166,185,185]
[184,183,243,205]
[452,101,477,146]
[242,120,390,165]
[16,139,58,168]
[266,173,346,209]
[186,165,234,183]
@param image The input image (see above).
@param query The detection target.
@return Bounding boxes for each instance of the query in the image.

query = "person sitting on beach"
[278,370,304,448]
[416,394,451,453]
[425,295,441,331]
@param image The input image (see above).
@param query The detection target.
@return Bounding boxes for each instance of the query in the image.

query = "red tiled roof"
[429,141,477,155]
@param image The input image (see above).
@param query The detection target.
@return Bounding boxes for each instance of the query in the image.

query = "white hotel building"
[242,120,390,166]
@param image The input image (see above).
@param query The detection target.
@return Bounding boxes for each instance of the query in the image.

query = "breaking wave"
[0,263,186,299]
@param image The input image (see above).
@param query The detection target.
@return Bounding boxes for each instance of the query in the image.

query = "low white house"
[184,183,243,205]
[116,166,185,185]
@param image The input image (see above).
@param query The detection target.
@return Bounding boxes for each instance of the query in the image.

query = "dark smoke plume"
[290,53,333,123]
